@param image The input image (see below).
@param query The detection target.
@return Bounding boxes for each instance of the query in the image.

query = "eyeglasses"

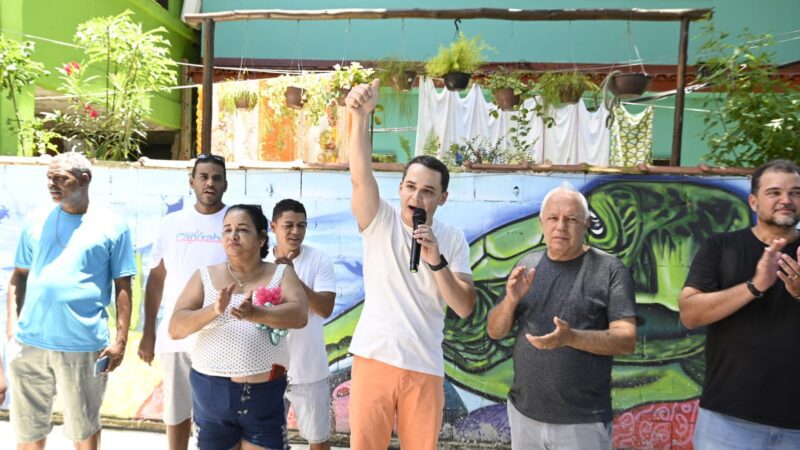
[194,153,226,169]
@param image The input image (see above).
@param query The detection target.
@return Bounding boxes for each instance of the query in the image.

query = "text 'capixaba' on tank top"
[192,264,289,377]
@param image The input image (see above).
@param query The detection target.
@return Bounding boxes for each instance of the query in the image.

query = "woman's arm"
[169,270,234,339]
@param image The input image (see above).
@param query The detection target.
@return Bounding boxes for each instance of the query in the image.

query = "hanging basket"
[558,84,586,104]
[390,71,417,91]
[493,88,521,111]
[284,86,306,109]
[443,72,471,91]
[335,88,350,107]
[607,73,651,99]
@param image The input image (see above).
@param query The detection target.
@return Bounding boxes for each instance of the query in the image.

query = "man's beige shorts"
[8,341,107,443]
[158,351,193,425]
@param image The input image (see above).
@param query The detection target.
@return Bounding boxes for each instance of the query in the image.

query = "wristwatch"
[746,279,764,298]
[428,254,448,272]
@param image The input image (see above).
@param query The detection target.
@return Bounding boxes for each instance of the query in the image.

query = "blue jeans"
[694,408,800,450]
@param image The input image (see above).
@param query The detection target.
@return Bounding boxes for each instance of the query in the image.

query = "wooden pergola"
[184,8,713,167]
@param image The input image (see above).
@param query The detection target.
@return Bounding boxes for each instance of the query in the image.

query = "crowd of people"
[1,80,799,450]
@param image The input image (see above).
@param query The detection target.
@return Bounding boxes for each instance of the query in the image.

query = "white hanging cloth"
[577,100,610,166]
[415,78,609,166]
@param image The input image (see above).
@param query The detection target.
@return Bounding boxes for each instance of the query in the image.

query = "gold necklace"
[227,261,264,288]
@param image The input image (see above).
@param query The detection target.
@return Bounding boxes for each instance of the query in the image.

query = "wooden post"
[201,18,214,156]
[177,62,193,160]
[671,17,690,166]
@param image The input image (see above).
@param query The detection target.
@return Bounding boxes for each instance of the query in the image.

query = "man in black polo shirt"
[680,159,800,449]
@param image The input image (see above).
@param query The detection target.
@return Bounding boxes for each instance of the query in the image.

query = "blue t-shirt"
[14,205,137,352]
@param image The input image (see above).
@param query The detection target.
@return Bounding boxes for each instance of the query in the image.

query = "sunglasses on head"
[195,153,226,168]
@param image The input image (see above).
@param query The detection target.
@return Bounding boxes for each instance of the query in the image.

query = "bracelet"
[428,254,449,272]
[746,279,764,299]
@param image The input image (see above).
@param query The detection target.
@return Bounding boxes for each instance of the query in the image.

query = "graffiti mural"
[0,163,752,448]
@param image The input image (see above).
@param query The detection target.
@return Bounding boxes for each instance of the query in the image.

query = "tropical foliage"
[696,23,800,166]
[46,11,177,161]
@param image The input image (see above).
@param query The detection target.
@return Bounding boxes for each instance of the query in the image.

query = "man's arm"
[679,238,784,329]
[345,79,381,230]
[6,268,29,340]
[433,269,476,319]
[526,316,637,355]
[99,276,133,373]
[137,261,166,364]
[487,266,535,339]
[304,286,335,319]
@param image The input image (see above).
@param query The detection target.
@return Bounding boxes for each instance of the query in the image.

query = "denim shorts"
[190,369,289,450]
[694,408,800,450]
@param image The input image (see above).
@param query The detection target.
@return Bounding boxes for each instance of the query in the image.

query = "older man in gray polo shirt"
[487,184,637,450]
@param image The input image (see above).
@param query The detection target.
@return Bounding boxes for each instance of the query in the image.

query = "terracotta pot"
[607,73,651,98]
[493,88,521,111]
[389,71,416,91]
[335,88,350,107]
[443,72,471,91]
[284,86,305,109]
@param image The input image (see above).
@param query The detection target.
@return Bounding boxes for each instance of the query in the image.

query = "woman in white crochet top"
[170,204,308,450]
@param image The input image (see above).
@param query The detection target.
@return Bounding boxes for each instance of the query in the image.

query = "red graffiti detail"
[612,400,699,449]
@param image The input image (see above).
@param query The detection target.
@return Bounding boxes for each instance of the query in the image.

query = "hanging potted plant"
[481,68,531,111]
[605,70,651,99]
[425,33,491,91]
[376,57,420,92]
[330,62,375,106]
[537,71,599,111]
[219,81,260,114]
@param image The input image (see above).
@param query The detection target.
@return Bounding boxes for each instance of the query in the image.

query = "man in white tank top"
[137,154,228,450]
[343,81,477,449]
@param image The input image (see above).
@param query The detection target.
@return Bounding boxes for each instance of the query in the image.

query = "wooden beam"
[201,18,214,156]
[184,8,712,25]
[671,18,690,167]
[178,62,193,160]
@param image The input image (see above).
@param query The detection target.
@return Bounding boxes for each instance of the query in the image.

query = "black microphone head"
[412,207,426,225]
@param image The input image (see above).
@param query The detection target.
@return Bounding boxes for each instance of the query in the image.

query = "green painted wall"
[204,0,799,65]
[0,0,199,155]
[202,0,799,166]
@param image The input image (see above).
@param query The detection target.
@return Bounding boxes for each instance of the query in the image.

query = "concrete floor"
[0,420,349,449]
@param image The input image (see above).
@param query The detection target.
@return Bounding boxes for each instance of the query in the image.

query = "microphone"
[410,207,427,273]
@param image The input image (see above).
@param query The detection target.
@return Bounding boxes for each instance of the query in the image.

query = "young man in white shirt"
[137,154,228,450]
[344,80,476,449]
[267,199,337,450]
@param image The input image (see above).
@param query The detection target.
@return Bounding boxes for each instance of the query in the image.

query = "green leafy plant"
[46,11,177,160]
[0,34,56,154]
[398,135,414,162]
[445,136,504,167]
[376,57,420,92]
[422,130,441,157]
[695,23,800,166]
[481,68,530,96]
[425,33,492,77]
[331,62,374,91]
[537,71,599,111]
[219,81,260,114]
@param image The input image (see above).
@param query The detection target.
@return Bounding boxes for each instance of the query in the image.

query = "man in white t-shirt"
[266,199,337,450]
[137,154,228,450]
[344,81,476,449]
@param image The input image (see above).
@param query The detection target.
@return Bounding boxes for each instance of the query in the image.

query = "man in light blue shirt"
[6,152,136,450]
